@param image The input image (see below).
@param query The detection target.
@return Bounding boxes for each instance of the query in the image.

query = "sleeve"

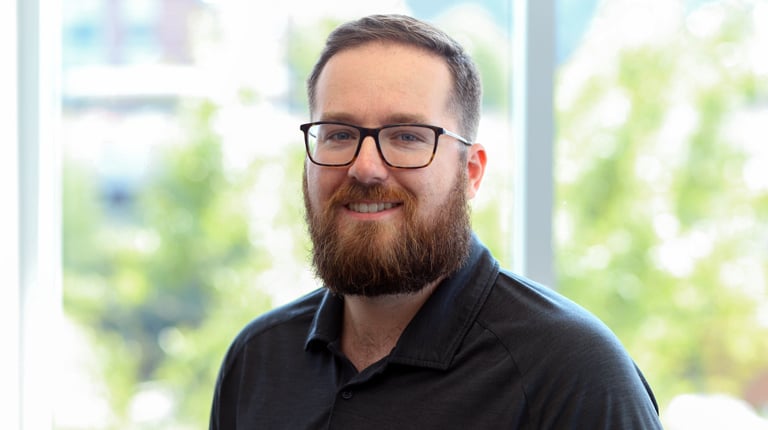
[525,317,664,429]
[209,339,244,430]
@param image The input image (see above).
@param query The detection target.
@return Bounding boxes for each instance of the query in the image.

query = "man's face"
[303,42,486,296]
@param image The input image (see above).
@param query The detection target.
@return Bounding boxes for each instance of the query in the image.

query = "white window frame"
[512,0,555,287]
[1,1,21,428]
[7,0,62,429]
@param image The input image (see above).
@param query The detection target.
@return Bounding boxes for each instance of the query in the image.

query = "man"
[210,14,663,429]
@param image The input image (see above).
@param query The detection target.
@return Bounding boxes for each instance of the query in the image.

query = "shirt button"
[341,391,353,400]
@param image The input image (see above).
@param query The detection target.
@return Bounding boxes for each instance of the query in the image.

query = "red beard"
[303,168,471,297]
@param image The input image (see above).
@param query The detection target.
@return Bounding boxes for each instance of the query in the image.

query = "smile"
[347,202,400,214]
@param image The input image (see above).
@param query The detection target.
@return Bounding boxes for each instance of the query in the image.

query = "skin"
[306,41,487,370]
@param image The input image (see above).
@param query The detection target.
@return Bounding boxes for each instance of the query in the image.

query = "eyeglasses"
[300,121,472,169]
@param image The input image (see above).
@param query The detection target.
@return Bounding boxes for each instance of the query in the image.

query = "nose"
[347,136,389,184]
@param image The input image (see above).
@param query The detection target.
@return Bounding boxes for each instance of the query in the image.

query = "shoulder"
[475,270,661,426]
[479,270,617,339]
[477,269,644,390]
[210,290,327,428]
[221,288,325,365]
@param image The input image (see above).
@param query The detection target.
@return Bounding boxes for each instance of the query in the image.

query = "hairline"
[306,15,481,142]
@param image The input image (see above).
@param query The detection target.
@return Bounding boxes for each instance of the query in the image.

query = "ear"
[465,143,487,199]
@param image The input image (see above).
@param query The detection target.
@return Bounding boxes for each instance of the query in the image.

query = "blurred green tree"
[555,0,768,410]
[62,101,291,428]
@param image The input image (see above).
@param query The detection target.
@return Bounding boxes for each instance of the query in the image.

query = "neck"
[341,280,440,371]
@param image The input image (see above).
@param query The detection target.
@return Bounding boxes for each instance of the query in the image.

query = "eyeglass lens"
[305,123,437,168]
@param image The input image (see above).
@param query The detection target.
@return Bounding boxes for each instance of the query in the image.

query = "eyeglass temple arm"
[443,129,472,146]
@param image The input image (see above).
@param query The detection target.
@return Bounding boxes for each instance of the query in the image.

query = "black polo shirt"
[210,236,662,429]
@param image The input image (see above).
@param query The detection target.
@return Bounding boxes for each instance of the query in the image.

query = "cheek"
[411,160,457,202]
[306,165,344,204]
[401,176,442,215]
[412,169,466,216]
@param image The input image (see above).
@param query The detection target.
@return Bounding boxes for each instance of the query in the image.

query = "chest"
[232,328,527,429]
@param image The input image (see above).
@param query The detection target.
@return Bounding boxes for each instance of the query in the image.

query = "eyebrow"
[318,112,431,125]
[384,113,430,124]
[317,112,357,123]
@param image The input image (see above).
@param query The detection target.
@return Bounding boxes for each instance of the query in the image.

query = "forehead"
[314,42,455,124]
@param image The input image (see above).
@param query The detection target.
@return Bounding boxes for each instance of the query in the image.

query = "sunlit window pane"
[59,1,514,428]
[555,0,768,427]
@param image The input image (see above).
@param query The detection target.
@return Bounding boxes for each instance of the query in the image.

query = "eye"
[385,126,432,146]
[394,132,422,142]
[327,130,356,141]
[314,124,359,145]
[320,126,358,143]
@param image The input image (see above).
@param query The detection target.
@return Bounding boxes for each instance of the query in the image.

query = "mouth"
[346,202,401,214]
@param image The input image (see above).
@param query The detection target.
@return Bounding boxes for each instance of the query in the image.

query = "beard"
[303,167,472,297]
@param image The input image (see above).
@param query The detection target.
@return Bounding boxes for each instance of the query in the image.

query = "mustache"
[327,180,415,208]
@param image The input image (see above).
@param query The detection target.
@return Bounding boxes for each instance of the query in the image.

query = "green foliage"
[556,0,768,410]
[472,193,512,264]
[62,101,278,428]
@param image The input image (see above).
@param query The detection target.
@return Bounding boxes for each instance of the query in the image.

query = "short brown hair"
[307,14,482,142]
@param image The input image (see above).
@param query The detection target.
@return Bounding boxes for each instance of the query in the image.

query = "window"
[11,0,765,428]
[555,0,768,426]
[57,1,517,428]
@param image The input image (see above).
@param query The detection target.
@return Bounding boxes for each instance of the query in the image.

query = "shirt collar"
[305,288,344,351]
[305,235,500,369]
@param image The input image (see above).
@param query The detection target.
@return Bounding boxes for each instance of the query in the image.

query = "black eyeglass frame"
[300,121,472,169]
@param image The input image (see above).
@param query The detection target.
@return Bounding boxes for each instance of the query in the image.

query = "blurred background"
[54,0,768,428]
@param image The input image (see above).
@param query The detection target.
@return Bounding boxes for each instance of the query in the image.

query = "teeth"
[348,202,395,213]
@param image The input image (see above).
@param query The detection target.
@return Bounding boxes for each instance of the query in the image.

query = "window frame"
[11,0,63,428]
[512,0,555,287]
